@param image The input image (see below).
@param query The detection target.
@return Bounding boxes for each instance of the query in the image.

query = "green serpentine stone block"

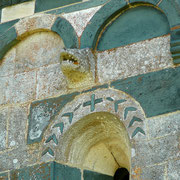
[97,5,170,51]
[46,0,109,15]
[27,67,180,144]
[129,0,158,4]
[0,26,20,61]
[0,19,19,61]
[170,28,180,64]
[54,163,81,180]
[35,0,82,13]
[51,17,79,49]
[10,162,54,180]
[81,84,108,93]
[80,0,127,49]
[83,170,113,180]
[158,0,180,27]
[0,19,19,35]
[0,172,8,180]
[0,0,32,9]
[27,92,80,144]
[9,161,114,180]
[110,66,180,118]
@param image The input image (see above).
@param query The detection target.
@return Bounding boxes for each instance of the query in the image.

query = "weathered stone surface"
[147,112,180,139]
[7,71,36,104]
[14,31,64,74]
[97,35,173,83]
[15,14,56,37]
[0,107,8,151]
[59,48,96,88]
[168,159,180,180]
[0,48,16,77]
[8,105,28,148]
[0,172,8,180]
[132,134,179,167]
[62,6,101,37]
[0,76,9,105]
[110,66,180,118]
[131,164,166,180]
[27,92,79,144]
[10,161,53,180]
[36,63,67,99]
[0,147,40,172]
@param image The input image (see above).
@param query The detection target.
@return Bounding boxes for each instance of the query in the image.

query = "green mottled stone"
[0,26,20,61]
[158,0,180,27]
[35,0,82,13]
[0,0,11,8]
[27,92,80,144]
[0,0,31,8]
[46,0,109,15]
[129,0,158,5]
[170,28,180,64]
[81,84,108,93]
[111,66,180,118]
[0,172,8,180]
[9,162,82,179]
[0,19,19,35]
[97,6,170,50]
[10,162,54,180]
[80,0,127,49]
[83,170,113,180]
[54,162,81,180]
[173,58,180,64]
[51,17,78,49]
[0,19,19,61]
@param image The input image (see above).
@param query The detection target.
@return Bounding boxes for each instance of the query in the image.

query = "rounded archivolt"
[80,0,180,64]
[41,88,146,176]
[0,14,79,61]
[59,112,131,176]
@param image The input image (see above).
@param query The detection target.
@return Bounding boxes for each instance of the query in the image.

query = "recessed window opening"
[114,168,129,180]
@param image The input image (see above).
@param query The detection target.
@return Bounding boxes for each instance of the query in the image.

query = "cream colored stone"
[97,35,173,83]
[84,143,119,176]
[15,14,56,37]
[62,6,101,37]
[1,1,35,23]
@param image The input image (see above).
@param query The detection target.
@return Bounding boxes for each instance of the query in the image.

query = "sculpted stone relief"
[41,89,146,158]
[60,48,95,88]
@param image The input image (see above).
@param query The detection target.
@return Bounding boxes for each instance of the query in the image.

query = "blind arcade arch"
[41,89,146,178]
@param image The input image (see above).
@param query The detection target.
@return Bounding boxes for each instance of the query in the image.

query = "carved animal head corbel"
[60,48,95,88]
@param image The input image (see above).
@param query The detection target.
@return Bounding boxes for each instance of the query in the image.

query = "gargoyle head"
[60,48,95,88]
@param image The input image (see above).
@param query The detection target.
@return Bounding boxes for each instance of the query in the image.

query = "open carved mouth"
[60,52,79,65]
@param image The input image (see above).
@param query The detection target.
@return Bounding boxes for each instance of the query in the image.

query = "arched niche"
[96,4,170,51]
[41,89,146,178]
[59,112,131,176]
[0,14,78,61]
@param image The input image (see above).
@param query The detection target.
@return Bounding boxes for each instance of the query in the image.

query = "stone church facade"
[0,0,180,179]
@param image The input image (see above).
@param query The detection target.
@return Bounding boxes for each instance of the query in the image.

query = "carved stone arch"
[0,14,79,61]
[41,88,147,178]
[80,0,180,64]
